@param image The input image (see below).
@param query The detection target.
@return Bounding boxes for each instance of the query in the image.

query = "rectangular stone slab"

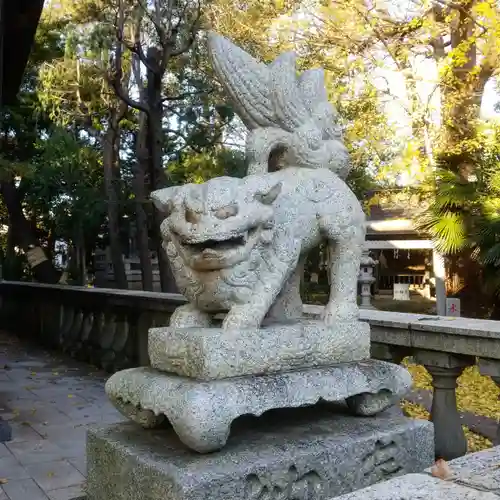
[86,409,434,500]
[148,319,370,380]
[334,473,499,499]
[429,446,500,495]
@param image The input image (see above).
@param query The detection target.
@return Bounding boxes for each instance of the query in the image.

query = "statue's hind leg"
[321,220,365,324]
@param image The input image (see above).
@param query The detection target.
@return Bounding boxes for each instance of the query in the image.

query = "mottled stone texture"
[105,360,412,452]
[86,410,434,500]
[334,474,499,499]
[148,31,366,334]
[151,167,366,331]
[432,446,500,495]
[148,320,370,380]
[335,444,500,499]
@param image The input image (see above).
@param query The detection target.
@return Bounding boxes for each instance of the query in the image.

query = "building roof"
[366,189,427,218]
[365,188,429,236]
[1,0,44,105]
[366,205,407,221]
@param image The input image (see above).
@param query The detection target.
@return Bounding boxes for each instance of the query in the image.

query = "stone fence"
[0,281,184,371]
[1,281,499,462]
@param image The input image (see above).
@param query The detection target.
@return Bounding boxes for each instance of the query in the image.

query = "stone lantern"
[359,250,377,309]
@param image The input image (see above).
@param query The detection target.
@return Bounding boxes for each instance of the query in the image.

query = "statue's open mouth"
[173,227,262,271]
[185,234,246,253]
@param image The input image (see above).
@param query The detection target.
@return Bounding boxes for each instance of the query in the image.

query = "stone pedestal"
[86,407,434,500]
[106,359,412,453]
[148,320,370,380]
[106,320,414,453]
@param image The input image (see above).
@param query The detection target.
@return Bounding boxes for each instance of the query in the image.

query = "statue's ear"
[255,182,282,205]
[151,188,176,217]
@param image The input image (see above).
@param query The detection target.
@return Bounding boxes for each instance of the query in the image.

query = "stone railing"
[307,305,500,460]
[0,281,184,371]
[1,281,499,461]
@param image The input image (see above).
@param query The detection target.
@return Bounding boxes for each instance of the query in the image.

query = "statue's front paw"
[222,306,262,330]
[322,303,359,325]
[170,304,212,328]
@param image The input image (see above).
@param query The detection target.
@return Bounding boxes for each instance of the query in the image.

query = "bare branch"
[161,88,213,103]
[433,0,488,35]
[114,6,156,73]
[137,0,167,47]
[106,0,147,114]
[158,0,191,72]
[107,71,148,113]
[172,0,202,57]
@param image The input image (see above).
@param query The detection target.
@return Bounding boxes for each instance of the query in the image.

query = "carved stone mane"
[208,32,351,177]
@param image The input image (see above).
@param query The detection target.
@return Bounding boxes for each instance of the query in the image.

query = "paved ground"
[0,331,125,500]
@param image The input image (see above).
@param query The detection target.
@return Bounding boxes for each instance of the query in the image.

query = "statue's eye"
[215,204,238,219]
[185,208,199,223]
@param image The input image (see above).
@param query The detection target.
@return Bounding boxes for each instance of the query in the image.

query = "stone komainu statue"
[151,33,365,330]
[103,33,413,459]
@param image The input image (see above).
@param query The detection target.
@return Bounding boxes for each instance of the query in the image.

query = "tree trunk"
[438,7,484,180]
[146,48,176,293]
[447,252,491,319]
[79,242,87,286]
[74,224,87,286]
[432,5,493,318]
[103,112,128,289]
[3,223,21,280]
[0,180,62,284]
[134,112,154,291]
[46,226,56,263]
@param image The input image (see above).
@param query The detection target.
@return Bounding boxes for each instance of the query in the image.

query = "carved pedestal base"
[86,408,434,500]
[105,360,412,453]
[148,320,371,380]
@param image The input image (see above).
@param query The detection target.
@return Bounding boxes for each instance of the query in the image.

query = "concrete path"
[0,331,125,500]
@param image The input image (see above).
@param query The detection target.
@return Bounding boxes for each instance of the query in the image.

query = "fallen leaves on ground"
[403,361,432,390]
[400,400,429,420]
[400,400,493,452]
[404,361,500,420]
[465,429,492,452]
[456,366,500,419]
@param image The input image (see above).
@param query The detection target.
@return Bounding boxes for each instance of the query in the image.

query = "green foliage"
[416,167,476,252]
[412,124,500,299]
[167,148,246,185]
[24,129,106,245]
[5,0,500,301]
[208,0,395,191]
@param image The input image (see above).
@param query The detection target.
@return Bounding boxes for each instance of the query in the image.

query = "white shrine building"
[364,190,446,315]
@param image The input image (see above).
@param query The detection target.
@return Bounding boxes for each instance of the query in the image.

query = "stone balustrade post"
[414,350,474,460]
[478,358,500,445]
[370,342,409,365]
